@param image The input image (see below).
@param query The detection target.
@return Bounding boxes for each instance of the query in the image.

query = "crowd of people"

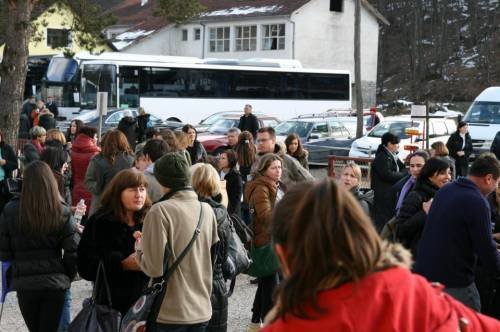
[0,102,499,332]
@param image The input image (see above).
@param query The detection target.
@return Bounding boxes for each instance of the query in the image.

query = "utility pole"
[354,0,364,138]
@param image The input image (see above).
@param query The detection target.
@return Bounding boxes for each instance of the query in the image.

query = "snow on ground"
[202,5,283,17]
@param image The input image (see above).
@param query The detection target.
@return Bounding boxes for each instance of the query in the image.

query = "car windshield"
[463,101,500,124]
[208,119,238,134]
[368,121,416,139]
[274,121,314,138]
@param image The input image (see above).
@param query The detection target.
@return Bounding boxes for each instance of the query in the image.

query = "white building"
[104,0,389,107]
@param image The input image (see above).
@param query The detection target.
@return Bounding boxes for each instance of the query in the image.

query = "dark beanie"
[154,152,191,191]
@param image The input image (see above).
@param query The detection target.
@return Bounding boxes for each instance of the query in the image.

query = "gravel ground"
[0,166,329,332]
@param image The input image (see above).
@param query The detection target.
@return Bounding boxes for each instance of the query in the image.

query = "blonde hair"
[342,162,362,183]
[190,163,221,198]
[46,129,67,145]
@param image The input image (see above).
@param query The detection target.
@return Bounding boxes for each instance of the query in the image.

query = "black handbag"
[120,203,204,332]
[69,261,122,332]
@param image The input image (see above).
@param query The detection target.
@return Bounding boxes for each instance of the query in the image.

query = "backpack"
[223,214,253,296]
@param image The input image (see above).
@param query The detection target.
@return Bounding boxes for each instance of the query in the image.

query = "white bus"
[42,52,351,124]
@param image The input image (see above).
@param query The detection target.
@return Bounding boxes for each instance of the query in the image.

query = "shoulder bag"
[120,203,204,332]
[69,261,122,332]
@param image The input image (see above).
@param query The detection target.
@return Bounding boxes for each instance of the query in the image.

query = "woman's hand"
[122,253,141,271]
[457,151,465,157]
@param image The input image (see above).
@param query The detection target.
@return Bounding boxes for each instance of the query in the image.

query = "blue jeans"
[154,321,208,332]
[445,283,481,312]
[58,289,72,332]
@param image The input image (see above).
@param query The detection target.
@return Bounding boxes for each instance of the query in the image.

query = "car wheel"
[166,117,182,122]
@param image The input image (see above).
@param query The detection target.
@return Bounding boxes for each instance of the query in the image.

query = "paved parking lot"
[0,167,328,331]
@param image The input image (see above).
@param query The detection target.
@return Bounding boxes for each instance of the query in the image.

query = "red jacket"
[262,267,499,332]
[71,134,100,210]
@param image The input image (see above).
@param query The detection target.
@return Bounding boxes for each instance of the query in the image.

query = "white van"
[462,87,500,158]
[349,116,457,160]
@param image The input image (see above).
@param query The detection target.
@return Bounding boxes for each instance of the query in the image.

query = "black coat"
[136,114,150,143]
[238,114,259,138]
[200,197,231,332]
[395,179,438,257]
[371,145,407,230]
[118,116,138,148]
[224,168,243,217]
[446,131,473,177]
[38,113,57,131]
[187,140,207,165]
[0,197,78,291]
[77,210,149,315]
[0,143,18,179]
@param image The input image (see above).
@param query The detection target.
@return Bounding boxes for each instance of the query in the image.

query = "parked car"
[59,109,182,134]
[349,116,457,159]
[195,111,241,133]
[304,137,356,165]
[274,116,356,144]
[198,114,280,154]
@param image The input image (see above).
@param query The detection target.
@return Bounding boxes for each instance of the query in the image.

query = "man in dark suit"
[238,104,259,139]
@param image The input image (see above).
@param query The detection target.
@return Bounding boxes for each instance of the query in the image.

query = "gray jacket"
[252,144,314,187]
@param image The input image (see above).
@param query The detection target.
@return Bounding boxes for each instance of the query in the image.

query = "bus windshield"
[463,101,500,124]
[81,64,117,109]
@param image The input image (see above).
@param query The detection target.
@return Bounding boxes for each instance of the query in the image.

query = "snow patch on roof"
[115,30,155,41]
[201,5,284,17]
[112,40,134,50]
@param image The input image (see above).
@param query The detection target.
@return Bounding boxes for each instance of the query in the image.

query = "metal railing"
[328,155,374,189]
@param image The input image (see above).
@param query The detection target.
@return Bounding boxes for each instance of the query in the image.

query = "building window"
[262,24,285,50]
[194,28,201,40]
[47,28,71,48]
[181,29,188,41]
[235,25,257,51]
[209,27,230,52]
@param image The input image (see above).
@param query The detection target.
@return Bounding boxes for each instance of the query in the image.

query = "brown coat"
[245,175,282,247]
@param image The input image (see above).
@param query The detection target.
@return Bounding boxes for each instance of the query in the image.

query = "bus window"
[464,101,500,124]
[119,66,140,108]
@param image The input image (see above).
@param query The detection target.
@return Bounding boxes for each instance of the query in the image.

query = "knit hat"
[154,152,191,191]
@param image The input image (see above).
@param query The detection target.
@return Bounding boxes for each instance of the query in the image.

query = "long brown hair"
[235,130,256,168]
[252,153,282,178]
[272,178,383,319]
[284,133,307,159]
[101,130,132,164]
[100,169,152,224]
[19,161,64,236]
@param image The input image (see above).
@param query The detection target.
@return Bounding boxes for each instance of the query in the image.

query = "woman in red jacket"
[71,126,99,216]
[262,178,500,332]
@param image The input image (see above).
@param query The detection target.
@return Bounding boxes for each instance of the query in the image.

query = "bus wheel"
[166,117,182,122]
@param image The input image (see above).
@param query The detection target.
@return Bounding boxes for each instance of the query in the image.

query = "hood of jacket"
[121,116,137,125]
[454,176,481,192]
[199,196,228,227]
[72,134,101,154]
[414,178,439,199]
[244,175,278,202]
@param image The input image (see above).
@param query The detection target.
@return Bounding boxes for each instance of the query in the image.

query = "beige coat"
[136,190,219,325]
